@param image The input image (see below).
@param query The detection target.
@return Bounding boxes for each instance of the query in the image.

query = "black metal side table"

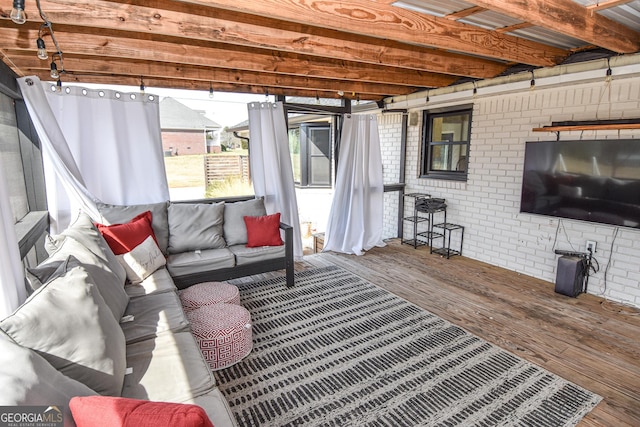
[401,193,431,248]
[415,198,447,252]
[432,222,464,258]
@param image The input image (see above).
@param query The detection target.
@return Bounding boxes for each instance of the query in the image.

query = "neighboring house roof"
[159,97,221,131]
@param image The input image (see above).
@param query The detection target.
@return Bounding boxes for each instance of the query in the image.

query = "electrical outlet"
[586,240,597,253]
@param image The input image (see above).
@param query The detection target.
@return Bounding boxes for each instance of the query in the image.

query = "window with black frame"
[421,108,472,180]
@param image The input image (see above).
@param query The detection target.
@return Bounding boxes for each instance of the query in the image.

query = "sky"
[148,87,272,128]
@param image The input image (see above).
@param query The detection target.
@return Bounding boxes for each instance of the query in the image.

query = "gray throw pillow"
[1,257,127,397]
[46,210,127,285]
[168,202,226,253]
[30,236,129,321]
[0,332,98,427]
[223,197,267,246]
[97,201,170,254]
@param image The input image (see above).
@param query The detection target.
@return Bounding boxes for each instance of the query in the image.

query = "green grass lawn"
[164,151,253,197]
[164,155,204,188]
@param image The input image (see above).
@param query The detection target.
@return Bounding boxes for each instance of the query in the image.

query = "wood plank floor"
[284,239,640,426]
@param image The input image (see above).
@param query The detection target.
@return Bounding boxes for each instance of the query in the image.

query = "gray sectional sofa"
[0,197,295,426]
[97,197,294,288]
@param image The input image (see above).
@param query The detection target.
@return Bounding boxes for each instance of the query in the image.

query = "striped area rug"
[217,266,601,426]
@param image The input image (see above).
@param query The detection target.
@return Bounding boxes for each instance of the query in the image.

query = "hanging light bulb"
[10,0,27,24]
[209,82,214,99]
[56,78,62,92]
[50,60,59,79]
[36,38,48,60]
[139,77,145,94]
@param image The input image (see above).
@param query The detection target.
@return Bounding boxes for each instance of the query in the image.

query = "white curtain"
[0,165,27,317]
[247,102,303,259]
[323,114,385,255]
[17,77,169,233]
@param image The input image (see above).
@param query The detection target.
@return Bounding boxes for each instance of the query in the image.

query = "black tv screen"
[520,139,640,229]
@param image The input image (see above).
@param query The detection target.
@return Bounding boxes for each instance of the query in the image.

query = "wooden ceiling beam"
[470,0,640,53]
[0,1,509,78]
[174,0,568,65]
[0,24,457,88]
[9,53,418,96]
[29,70,379,99]
[586,0,634,12]
[495,22,534,34]
[444,6,487,21]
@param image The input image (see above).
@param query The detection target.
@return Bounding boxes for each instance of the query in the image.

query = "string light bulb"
[10,0,27,24]
[209,82,214,99]
[50,60,59,79]
[139,77,145,94]
[56,78,62,92]
[36,37,48,60]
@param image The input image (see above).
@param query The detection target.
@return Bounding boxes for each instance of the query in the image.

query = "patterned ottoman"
[186,303,253,371]
[178,281,241,312]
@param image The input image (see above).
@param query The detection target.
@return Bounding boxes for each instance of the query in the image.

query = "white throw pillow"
[117,236,166,284]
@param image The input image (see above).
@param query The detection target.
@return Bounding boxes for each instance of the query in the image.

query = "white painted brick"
[385,74,640,307]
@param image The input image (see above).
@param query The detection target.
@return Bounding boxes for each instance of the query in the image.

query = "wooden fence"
[204,155,250,186]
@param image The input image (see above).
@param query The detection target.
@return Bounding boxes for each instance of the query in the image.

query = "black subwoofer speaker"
[555,255,586,297]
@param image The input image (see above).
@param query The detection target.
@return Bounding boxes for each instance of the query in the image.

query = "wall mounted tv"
[520,139,640,229]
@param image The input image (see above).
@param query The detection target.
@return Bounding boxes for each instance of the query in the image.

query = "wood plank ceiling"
[0,0,639,101]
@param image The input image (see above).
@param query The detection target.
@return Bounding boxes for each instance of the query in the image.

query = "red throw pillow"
[244,213,283,247]
[70,396,214,427]
[96,211,159,255]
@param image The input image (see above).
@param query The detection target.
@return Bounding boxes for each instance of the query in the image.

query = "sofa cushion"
[0,333,98,427]
[244,212,283,247]
[120,291,190,344]
[187,389,238,427]
[117,235,167,284]
[125,268,177,298]
[28,234,129,321]
[97,201,170,254]
[228,244,286,266]
[168,202,226,253]
[223,197,266,246]
[166,248,235,278]
[70,396,214,427]
[97,211,160,255]
[46,210,127,284]
[122,331,216,403]
[1,257,127,396]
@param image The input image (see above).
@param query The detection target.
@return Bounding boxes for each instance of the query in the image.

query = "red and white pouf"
[178,281,241,312]
[186,303,253,371]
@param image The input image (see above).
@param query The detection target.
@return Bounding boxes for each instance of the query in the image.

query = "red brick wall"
[162,131,205,155]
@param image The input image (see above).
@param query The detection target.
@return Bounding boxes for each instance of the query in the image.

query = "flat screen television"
[520,139,640,229]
